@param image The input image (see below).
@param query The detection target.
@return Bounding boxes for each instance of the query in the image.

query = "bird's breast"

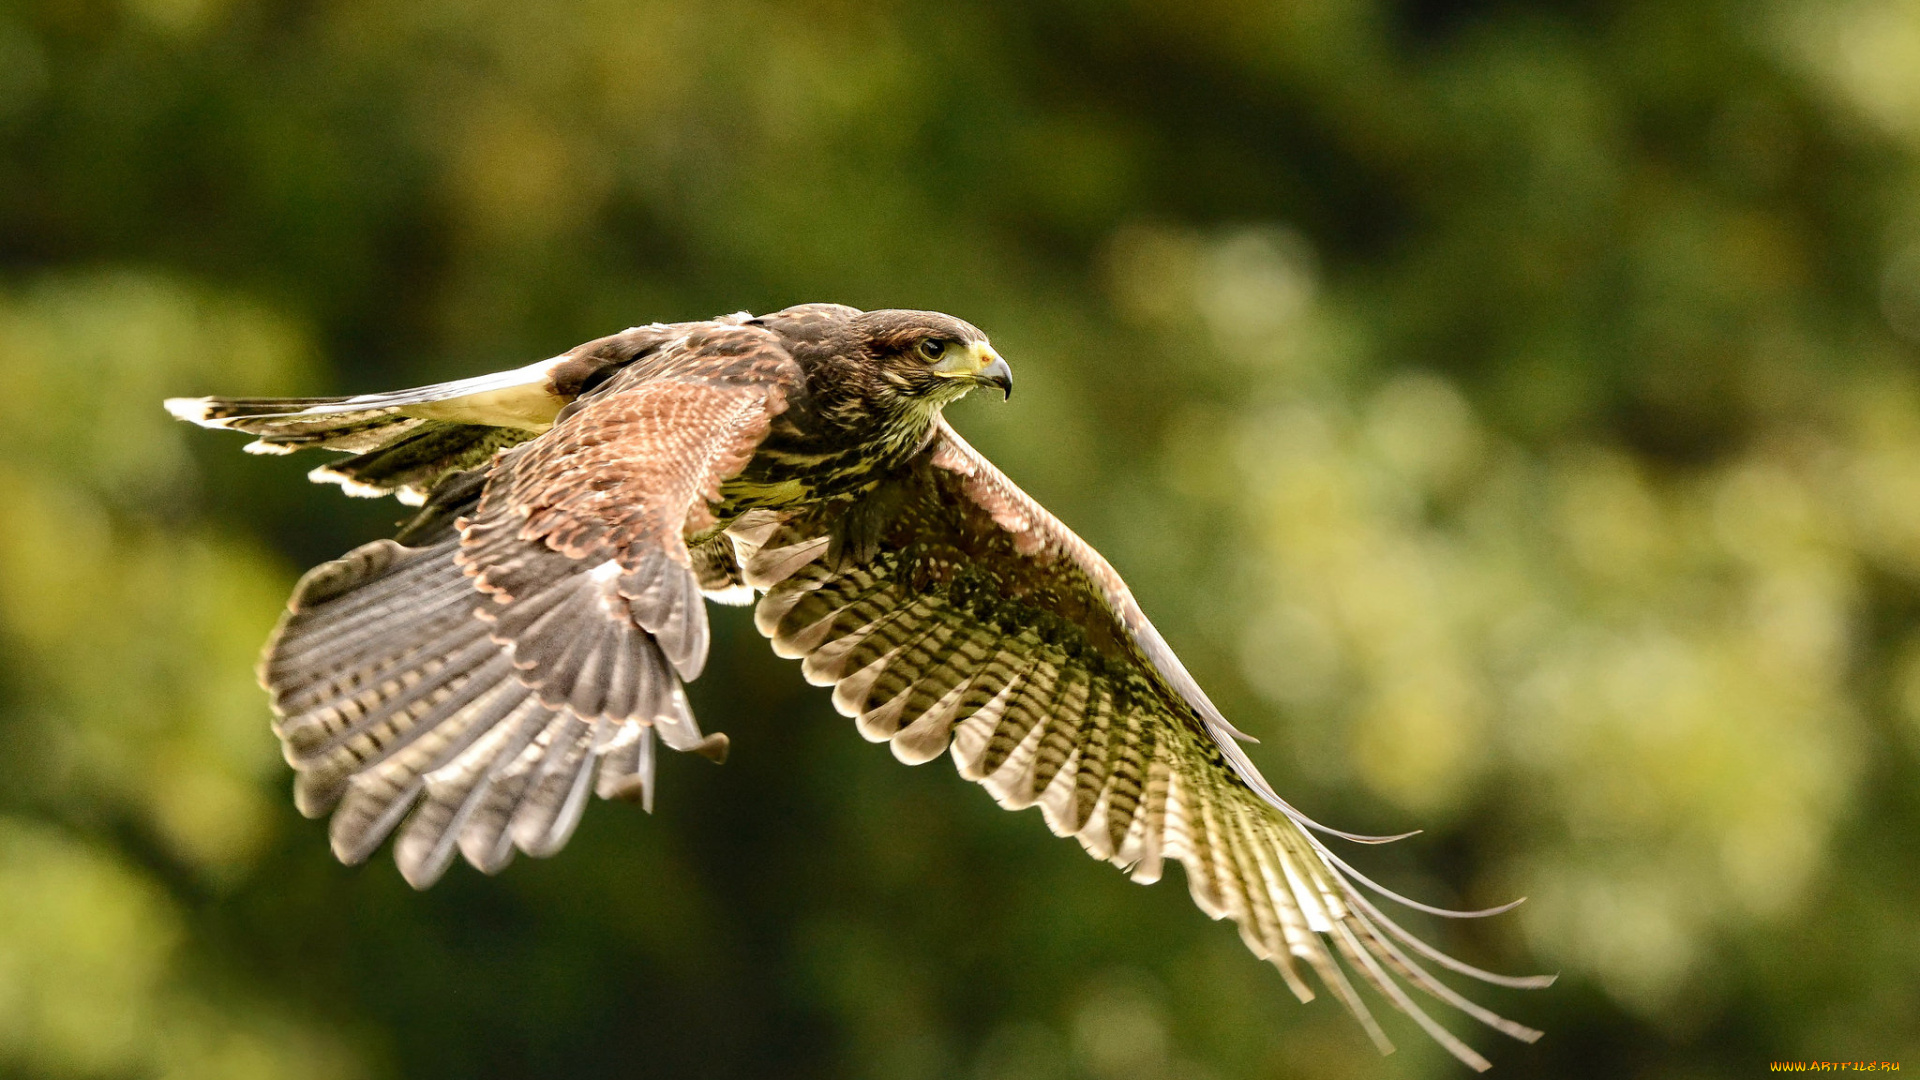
[715,416,929,515]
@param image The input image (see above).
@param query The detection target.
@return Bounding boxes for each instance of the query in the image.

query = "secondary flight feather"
[166,304,1550,1069]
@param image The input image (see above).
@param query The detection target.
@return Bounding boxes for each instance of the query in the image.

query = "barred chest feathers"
[711,394,944,518]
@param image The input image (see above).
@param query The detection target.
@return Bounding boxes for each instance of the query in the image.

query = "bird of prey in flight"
[166,304,1549,1069]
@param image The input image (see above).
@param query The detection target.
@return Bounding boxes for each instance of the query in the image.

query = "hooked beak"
[933,342,1014,400]
[976,354,1013,400]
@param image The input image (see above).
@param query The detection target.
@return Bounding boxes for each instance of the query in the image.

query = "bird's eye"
[918,339,948,362]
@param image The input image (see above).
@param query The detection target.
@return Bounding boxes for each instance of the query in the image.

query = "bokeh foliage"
[3,0,1919,1077]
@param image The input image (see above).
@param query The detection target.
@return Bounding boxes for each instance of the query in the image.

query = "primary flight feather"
[166,303,1549,1069]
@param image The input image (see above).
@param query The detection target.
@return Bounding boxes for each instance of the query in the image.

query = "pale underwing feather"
[748,422,1547,1071]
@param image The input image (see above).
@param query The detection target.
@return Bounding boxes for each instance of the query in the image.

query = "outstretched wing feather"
[244,322,800,886]
[750,421,1545,1070]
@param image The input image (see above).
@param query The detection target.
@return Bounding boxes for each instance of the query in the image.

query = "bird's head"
[852,309,1014,409]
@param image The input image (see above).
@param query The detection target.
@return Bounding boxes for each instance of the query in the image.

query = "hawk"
[166,304,1548,1068]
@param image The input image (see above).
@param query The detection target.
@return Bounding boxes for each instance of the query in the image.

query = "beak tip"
[979,356,1014,401]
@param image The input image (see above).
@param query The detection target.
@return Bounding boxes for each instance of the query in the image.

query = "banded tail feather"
[164,356,576,502]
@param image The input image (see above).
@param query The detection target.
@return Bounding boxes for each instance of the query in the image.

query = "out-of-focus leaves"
[0,817,362,1080]
[0,272,312,873]
[0,275,361,1076]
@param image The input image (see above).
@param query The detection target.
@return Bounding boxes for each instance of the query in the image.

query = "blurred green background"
[3,0,1919,1076]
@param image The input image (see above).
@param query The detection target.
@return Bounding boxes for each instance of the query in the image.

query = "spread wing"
[744,421,1550,1070]
[256,323,795,887]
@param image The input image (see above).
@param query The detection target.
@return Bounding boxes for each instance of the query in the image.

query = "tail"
[165,358,569,504]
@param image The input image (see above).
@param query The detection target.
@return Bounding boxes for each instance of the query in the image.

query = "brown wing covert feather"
[747,421,1550,1071]
[257,323,799,888]
[459,325,798,691]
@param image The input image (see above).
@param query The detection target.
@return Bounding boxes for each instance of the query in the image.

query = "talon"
[692,732,730,764]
